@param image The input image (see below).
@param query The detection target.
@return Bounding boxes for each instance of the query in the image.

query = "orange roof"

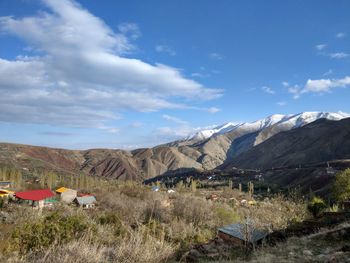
[0,189,14,197]
[0,189,14,194]
[56,187,69,193]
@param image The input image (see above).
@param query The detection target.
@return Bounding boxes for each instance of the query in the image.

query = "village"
[1,167,350,262]
[0,183,96,210]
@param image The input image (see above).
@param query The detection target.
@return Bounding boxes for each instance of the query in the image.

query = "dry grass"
[0,182,308,262]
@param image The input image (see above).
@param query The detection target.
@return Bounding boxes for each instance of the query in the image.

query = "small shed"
[15,189,56,208]
[0,182,11,189]
[74,195,96,209]
[56,187,77,203]
[218,223,268,248]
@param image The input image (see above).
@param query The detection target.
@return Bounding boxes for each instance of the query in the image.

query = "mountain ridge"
[0,111,349,180]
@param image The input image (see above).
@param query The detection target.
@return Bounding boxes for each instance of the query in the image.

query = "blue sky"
[0,0,349,149]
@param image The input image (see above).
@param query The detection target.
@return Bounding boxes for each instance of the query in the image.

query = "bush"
[172,195,215,226]
[332,169,350,203]
[307,196,327,217]
[215,206,240,225]
[11,212,93,253]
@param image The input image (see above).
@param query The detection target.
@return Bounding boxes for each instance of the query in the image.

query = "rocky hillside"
[0,112,349,180]
[225,118,350,169]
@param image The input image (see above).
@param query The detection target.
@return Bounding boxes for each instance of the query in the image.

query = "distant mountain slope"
[0,112,349,180]
[172,112,350,170]
[225,118,350,169]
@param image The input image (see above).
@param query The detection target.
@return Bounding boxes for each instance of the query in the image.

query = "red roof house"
[15,189,55,201]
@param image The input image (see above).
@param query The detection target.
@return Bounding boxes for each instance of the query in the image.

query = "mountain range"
[0,111,349,180]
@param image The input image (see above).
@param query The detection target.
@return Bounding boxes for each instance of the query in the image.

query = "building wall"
[38,200,45,209]
[218,231,246,248]
[60,189,77,203]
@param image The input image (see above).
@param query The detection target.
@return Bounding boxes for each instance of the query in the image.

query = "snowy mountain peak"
[187,111,349,141]
[188,122,238,141]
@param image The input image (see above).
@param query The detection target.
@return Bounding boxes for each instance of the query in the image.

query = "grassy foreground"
[0,180,310,262]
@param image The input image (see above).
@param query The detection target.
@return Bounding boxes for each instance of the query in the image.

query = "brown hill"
[1,118,349,181]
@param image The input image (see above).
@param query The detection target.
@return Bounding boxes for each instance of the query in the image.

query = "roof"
[218,223,268,243]
[75,195,96,205]
[15,189,55,201]
[56,187,69,193]
[0,181,11,185]
[0,189,15,194]
[77,193,93,197]
[151,186,160,191]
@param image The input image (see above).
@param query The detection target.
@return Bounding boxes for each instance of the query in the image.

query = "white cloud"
[336,32,346,38]
[287,85,301,99]
[117,22,141,40]
[206,107,221,113]
[261,86,275,94]
[303,76,350,93]
[191,72,210,78]
[288,76,350,98]
[155,127,187,139]
[328,52,348,59]
[315,44,327,51]
[276,101,287,106]
[323,69,333,76]
[155,45,176,56]
[282,81,289,87]
[128,121,143,128]
[162,114,188,125]
[97,125,120,133]
[0,0,222,128]
[209,52,223,60]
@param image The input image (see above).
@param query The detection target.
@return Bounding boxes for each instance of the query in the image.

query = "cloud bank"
[0,0,222,128]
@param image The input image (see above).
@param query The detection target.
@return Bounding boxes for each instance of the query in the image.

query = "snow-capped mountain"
[188,122,238,140]
[187,111,350,141]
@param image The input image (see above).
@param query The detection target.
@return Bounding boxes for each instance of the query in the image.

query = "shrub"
[172,195,215,226]
[11,212,93,253]
[307,196,327,217]
[332,169,350,203]
[215,206,240,225]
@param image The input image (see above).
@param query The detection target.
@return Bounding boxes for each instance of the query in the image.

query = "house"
[56,187,77,203]
[15,189,56,208]
[0,182,11,189]
[151,186,160,192]
[218,223,268,248]
[0,189,15,198]
[74,195,96,209]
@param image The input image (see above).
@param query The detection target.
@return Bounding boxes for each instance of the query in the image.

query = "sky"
[0,0,349,149]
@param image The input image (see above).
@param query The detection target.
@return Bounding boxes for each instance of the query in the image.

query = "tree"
[307,196,327,217]
[332,169,350,203]
[248,181,254,198]
[228,180,233,190]
[190,179,197,192]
